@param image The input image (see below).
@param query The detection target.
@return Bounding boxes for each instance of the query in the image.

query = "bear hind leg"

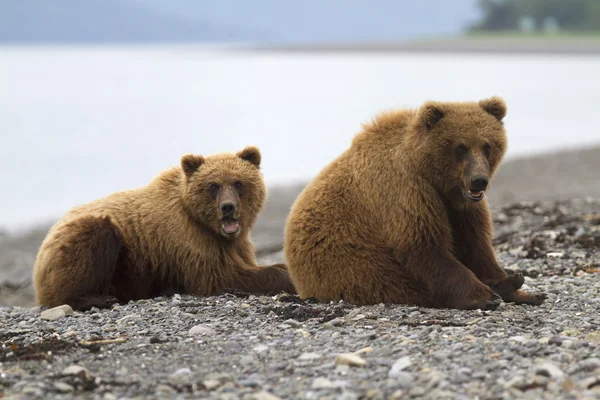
[35,215,122,311]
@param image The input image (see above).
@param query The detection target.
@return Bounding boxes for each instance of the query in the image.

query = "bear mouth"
[221,218,240,235]
[465,189,485,202]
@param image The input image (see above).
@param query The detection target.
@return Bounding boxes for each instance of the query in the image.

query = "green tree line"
[472,0,600,32]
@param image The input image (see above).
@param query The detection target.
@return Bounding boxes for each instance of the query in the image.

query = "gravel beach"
[1,146,599,399]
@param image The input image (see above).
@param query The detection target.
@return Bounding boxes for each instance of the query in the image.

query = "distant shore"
[242,36,600,56]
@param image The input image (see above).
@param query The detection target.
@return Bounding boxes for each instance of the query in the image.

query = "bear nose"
[220,202,236,216]
[470,175,489,192]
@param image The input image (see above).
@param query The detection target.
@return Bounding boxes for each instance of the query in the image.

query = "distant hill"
[0,0,480,44]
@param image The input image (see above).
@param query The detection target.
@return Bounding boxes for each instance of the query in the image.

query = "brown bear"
[284,97,546,310]
[33,146,295,310]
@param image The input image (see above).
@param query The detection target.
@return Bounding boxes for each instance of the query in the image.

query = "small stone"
[534,362,565,380]
[432,350,450,361]
[579,376,600,389]
[170,368,192,378]
[585,331,600,344]
[103,393,117,400]
[53,382,74,393]
[328,318,343,326]
[298,352,321,361]
[335,353,367,367]
[253,344,269,353]
[509,336,527,343]
[389,356,412,378]
[62,365,92,378]
[409,386,426,397]
[312,377,336,389]
[390,390,405,400]
[188,324,216,336]
[251,390,281,400]
[547,252,564,258]
[283,319,302,328]
[390,371,414,387]
[40,305,73,321]
[155,384,177,395]
[202,379,221,390]
[573,357,600,372]
[22,386,44,397]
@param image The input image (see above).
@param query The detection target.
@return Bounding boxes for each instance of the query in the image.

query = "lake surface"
[1,45,599,231]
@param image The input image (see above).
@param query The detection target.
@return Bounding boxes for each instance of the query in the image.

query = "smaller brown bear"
[33,146,295,310]
[284,97,546,310]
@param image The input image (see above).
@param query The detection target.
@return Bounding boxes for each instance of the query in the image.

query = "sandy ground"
[243,37,600,55]
[0,145,599,308]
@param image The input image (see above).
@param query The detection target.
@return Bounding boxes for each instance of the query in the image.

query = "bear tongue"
[222,219,239,234]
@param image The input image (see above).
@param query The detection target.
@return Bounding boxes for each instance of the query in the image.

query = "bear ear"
[181,154,205,177]
[237,146,261,168]
[479,96,507,121]
[418,101,445,130]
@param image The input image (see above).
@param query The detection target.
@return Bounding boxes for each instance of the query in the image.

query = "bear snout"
[470,175,489,192]
[220,201,236,217]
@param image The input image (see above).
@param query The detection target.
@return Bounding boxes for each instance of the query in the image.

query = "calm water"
[1,46,599,231]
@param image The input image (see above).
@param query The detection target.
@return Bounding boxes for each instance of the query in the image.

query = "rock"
[202,379,222,390]
[533,362,565,380]
[22,386,44,397]
[312,377,336,389]
[572,358,600,373]
[53,382,74,393]
[389,371,414,387]
[40,305,73,321]
[388,356,412,379]
[253,344,269,354]
[390,390,405,400]
[251,390,281,400]
[188,324,216,336]
[335,353,367,367]
[283,319,302,328]
[155,384,177,396]
[585,331,600,344]
[62,365,92,378]
[298,352,321,361]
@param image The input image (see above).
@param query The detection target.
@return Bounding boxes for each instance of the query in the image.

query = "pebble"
[188,324,216,336]
[251,391,281,400]
[283,319,302,328]
[53,382,74,393]
[389,356,412,378]
[534,362,565,380]
[202,379,222,390]
[390,371,414,387]
[62,365,92,378]
[253,344,269,353]
[312,377,336,389]
[334,353,367,367]
[299,352,322,361]
[40,304,73,321]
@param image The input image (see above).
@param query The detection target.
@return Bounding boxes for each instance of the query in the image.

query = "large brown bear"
[34,146,295,310]
[284,97,546,310]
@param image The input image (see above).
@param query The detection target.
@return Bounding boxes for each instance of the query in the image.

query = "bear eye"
[209,183,220,198]
[455,144,468,159]
[233,181,243,195]
[483,143,492,158]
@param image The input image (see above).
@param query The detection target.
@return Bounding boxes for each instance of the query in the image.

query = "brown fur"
[284,97,546,310]
[33,147,295,310]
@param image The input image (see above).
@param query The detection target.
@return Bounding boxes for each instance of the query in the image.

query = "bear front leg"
[403,247,502,310]
[228,265,296,295]
[448,202,546,305]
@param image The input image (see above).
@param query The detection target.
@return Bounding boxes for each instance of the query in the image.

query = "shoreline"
[240,37,600,56]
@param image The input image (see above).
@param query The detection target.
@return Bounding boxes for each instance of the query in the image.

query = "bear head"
[180,146,266,239]
[412,96,508,208]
